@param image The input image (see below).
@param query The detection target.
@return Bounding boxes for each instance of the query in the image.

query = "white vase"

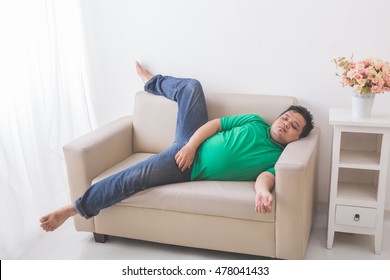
[351,89,375,118]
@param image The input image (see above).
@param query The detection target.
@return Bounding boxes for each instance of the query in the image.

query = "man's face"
[270,110,306,145]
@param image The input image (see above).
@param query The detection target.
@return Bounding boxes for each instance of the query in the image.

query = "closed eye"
[283,113,300,130]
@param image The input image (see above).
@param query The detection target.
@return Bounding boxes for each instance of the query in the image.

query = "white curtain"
[0,0,95,258]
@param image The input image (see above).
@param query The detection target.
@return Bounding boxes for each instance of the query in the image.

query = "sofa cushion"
[92,153,274,223]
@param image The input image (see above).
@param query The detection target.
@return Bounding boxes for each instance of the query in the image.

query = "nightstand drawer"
[335,205,377,228]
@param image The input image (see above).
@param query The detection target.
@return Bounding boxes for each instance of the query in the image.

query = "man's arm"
[175,118,221,171]
[254,171,275,213]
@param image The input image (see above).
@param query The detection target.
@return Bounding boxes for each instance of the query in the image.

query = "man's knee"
[184,79,203,97]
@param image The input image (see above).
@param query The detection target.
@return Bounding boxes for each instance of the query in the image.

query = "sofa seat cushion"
[92,153,274,223]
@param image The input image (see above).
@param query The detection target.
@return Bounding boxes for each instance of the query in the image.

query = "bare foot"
[135,61,153,84]
[40,204,77,232]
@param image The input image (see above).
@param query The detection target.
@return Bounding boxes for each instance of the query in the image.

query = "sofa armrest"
[274,127,320,259]
[63,116,133,231]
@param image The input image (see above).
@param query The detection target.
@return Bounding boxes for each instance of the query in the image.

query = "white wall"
[79,0,390,207]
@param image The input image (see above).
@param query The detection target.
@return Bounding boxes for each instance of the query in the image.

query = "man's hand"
[255,190,273,213]
[175,144,197,172]
[254,171,275,213]
[175,119,221,172]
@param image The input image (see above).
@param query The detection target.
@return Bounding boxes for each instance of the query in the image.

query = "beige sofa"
[63,91,320,259]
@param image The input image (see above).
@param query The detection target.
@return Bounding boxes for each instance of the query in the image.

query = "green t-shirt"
[190,114,284,181]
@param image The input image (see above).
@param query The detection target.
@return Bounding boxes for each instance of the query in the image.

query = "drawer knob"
[354,214,360,222]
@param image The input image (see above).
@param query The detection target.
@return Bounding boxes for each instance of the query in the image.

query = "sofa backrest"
[133,91,298,153]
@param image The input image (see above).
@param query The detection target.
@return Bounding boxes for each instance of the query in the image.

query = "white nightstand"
[327,108,390,254]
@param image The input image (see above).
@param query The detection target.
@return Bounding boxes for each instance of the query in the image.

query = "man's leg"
[40,63,206,231]
[74,143,190,219]
[40,142,190,231]
[141,75,208,143]
[136,61,208,142]
[79,63,208,214]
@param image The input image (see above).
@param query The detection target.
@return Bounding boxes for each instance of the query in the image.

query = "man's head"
[270,105,314,145]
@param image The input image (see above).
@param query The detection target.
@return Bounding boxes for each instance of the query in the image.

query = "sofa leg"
[93,232,108,243]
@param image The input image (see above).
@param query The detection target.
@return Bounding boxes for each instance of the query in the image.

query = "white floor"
[14,203,390,260]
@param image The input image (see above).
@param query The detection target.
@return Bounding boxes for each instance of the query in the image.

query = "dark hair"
[281,105,314,138]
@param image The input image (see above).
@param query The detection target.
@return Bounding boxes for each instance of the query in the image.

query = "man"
[40,62,314,232]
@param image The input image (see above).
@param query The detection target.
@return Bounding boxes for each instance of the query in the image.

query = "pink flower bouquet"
[333,56,390,95]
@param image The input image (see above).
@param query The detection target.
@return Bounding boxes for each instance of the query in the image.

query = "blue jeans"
[74,75,208,218]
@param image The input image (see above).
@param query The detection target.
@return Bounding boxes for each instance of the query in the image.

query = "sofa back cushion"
[133,91,297,153]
